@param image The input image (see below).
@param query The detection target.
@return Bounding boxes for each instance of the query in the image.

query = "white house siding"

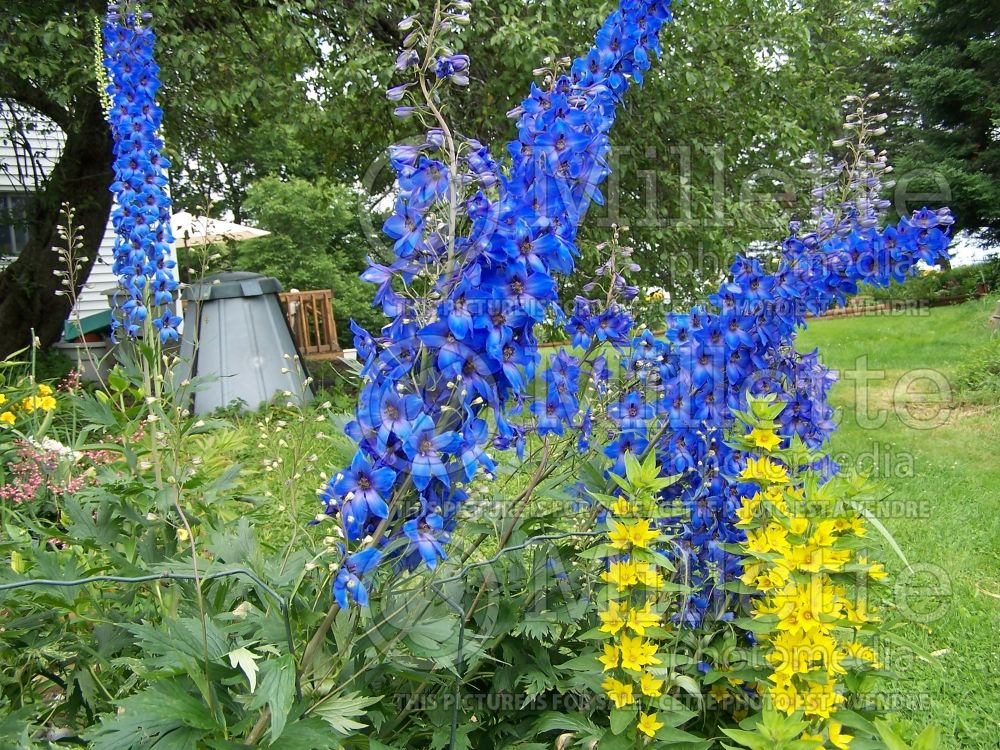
[0,105,126,326]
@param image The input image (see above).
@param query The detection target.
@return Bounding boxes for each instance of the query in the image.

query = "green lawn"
[797,297,1000,748]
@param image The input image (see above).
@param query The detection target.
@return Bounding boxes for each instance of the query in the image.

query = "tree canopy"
[869,0,999,243]
[0,0,951,355]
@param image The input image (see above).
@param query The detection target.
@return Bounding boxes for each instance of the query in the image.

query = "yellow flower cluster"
[0,384,57,426]
[598,503,667,739]
[737,449,885,747]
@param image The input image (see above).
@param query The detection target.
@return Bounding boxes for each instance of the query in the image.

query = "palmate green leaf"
[84,679,219,750]
[0,707,35,750]
[310,692,381,737]
[249,654,297,743]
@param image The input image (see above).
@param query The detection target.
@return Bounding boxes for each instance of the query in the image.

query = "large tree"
[866,0,999,242]
[1,0,885,357]
[239,0,887,303]
[0,0,318,357]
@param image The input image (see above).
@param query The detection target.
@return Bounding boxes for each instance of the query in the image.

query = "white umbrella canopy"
[170,211,271,247]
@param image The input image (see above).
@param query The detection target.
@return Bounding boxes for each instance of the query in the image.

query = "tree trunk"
[0,85,113,358]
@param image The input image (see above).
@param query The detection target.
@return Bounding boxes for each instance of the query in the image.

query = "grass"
[797,296,1000,748]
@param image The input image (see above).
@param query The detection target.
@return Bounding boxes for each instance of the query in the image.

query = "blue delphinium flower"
[321,0,679,607]
[103,5,178,343]
[333,548,383,609]
[334,451,396,523]
[637,203,954,625]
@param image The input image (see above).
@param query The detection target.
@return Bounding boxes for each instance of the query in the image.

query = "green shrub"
[239,177,386,347]
[864,255,1000,303]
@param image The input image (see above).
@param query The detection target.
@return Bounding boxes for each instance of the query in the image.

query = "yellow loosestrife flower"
[618,634,661,671]
[637,712,663,738]
[749,427,782,451]
[740,456,790,484]
[600,677,634,708]
[626,602,660,635]
[829,721,854,749]
[599,600,627,635]
[0,411,14,427]
[608,518,658,550]
[599,643,620,672]
[639,672,663,697]
[610,497,635,516]
[601,560,638,589]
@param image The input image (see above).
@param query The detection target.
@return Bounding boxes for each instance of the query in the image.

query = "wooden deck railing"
[278,289,342,360]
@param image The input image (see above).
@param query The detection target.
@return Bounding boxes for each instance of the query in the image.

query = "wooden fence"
[278,289,342,360]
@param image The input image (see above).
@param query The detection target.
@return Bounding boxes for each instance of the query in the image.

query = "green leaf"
[720,728,771,750]
[250,654,296,743]
[84,680,218,749]
[228,646,261,694]
[310,693,381,737]
[913,725,941,750]
[531,711,598,736]
[609,706,635,735]
[874,719,911,750]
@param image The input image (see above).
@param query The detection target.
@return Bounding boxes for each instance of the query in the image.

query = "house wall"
[0,106,126,326]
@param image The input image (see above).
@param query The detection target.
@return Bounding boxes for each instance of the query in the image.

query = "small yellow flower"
[601,677,634,708]
[599,600,627,635]
[0,411,14,427]
[740,457,790,484]
[176,527,191,543]
[867,562,888,581]
[602,560,638,589]
[626,602,660,635]
[0,393,6,406]
[37,384,53,396]
[639,672,663,697]
[608,518,658,550]
[619,634,661,672]
[610,497,635,516]
[749,427,782,451]
[829,721,854,749]
[808,520,839,547]
[788,516,809,535]
[637,712,663,738]
[598,643,620,672]
[39,395,57,412]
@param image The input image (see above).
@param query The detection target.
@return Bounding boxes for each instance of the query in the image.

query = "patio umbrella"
[170,211,271,247]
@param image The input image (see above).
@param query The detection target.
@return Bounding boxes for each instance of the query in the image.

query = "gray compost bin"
[177,271,313,414]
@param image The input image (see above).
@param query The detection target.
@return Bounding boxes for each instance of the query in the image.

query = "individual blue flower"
[333,548,383,609]
[403,513,448,569]
[334,450,396,523]
[403,414,462,490]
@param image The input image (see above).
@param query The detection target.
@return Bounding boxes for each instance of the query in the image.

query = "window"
[0,193,32,259]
